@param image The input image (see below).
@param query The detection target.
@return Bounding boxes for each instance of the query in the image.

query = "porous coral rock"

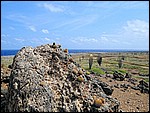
[5,43,120,112]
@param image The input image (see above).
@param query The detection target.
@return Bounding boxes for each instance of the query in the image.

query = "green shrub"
[117,69,127,74]
[91,68,105,75]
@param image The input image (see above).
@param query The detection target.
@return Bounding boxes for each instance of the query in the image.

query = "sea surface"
[1,49,148,56]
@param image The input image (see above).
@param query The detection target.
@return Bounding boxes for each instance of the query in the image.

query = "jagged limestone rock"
[7,43,120,112]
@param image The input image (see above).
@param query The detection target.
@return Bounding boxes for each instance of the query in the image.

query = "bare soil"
[99,75,149,112]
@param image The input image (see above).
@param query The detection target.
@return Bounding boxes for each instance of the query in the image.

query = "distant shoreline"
[1,49,149,56]
[1,55,15,57]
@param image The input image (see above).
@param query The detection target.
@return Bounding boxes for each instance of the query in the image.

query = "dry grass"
[72,52,149,82]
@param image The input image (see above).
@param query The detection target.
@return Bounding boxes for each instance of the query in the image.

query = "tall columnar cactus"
[82,55,84,60]
[97,56,102,66]
[118,59,123,68]
[121,56,125,60]
[89,54,93,69]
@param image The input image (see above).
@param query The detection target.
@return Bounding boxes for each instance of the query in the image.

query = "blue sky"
[1,1,149,50]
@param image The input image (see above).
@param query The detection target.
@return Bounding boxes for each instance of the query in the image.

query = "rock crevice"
[6,43,120,112]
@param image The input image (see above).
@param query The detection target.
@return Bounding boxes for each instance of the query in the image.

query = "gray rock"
[102,86,114,95]
[113,71,125,81]
[5,43,120,112]
[131,86,140,90]
[125,73,132,78]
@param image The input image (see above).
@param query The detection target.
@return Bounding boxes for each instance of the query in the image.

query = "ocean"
[1,49,148,56]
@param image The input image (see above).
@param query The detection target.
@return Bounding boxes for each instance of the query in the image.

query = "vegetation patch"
[90,67,105,75]
[117,69,127,74]
[132,75,149,82]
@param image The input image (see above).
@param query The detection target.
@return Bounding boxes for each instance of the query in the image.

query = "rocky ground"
[1,44,149,112]
[1,66,149,112]
[97,74,149,112]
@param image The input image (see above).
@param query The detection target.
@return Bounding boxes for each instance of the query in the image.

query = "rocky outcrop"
[6,43,120,112]
[1,66,11,112]
[113,71,125,81]
[137,80,149,93]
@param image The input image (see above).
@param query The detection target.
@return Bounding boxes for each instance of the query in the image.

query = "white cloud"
[52,14,98,31]
[1,34,10,38]
[101,19,149,41]
[89,38,98,42]
[44,37,50,41]
[71,15,98,31]
[123,19,149,38]
[56,38,60,40]
[78,1,148,9]
[111,39,119,43]
[95,19,149,49]
[124,19,149,33]
[2,39,6,43]
[28,26,36,32]
[43,37,59,44]
[42,29,49,34]
[71,39,78,44]
[1,34,8,37]
[6,14,27,23]
[15,38,25,42]
[101,36,108,41]
[79,37,98,42]
[71,37,98,44]
[42,3,64,12]
[122,42,131,45]
[120,1,149,9]
[9,26,15,30]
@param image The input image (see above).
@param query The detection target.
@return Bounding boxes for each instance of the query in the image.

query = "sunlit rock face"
[7,43,120,112]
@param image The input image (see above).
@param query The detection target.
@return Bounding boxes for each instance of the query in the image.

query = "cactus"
[89,54,93,69]
[79,57,82,62]
[118,59,123,68]
[82,55,84,60]
[121,56,125,60]
[97,56,102,66]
